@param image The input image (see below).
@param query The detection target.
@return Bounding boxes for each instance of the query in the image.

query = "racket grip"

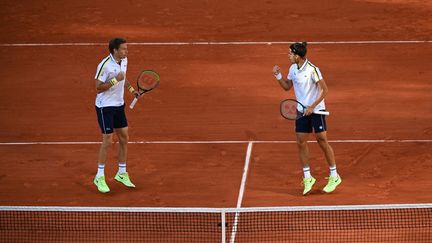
[314,111,330,116]
[129,97,139,109]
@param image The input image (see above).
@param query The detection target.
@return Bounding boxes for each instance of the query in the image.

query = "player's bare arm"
[124,79,140,98]
[273,65,293,91]
[96,71,125,93]
[304,79,329,116]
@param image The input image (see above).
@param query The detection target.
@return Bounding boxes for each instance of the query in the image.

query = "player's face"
[288,49,297,64]
[114,43,128,59]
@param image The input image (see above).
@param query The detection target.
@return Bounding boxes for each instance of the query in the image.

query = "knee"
[118,134,129,145]
[316,135,328,145]
[296,139,308,148]
[102,135,113,147]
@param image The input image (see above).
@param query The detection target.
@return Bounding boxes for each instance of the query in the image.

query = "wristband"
[109,78,119,86]
[127,84,135,93]
[275,73,282,80]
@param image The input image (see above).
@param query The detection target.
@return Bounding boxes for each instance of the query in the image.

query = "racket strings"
[282,101,299,120]
[138,72,159,91]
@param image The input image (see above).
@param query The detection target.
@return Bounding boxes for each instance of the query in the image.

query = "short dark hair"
[290,42,307,58]
[108,38,127,54]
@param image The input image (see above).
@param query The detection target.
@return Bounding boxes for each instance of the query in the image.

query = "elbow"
[287,84,293,91]
[322,87,328,97]
[96,83,107,93]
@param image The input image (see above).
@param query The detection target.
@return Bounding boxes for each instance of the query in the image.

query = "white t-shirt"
[287,59,325,112]
[94,54,128,108]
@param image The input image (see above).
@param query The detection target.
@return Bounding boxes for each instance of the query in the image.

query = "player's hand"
[273,65,281,75]
[304,106,314,116]
[133,91,140,98]
[115,71,125,81]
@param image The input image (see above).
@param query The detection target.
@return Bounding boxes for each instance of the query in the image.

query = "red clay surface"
[0,0,432,208]
[1,0,431,43]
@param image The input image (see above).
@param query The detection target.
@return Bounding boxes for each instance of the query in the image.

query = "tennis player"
[93,38,140,193]
[273,42,341,195]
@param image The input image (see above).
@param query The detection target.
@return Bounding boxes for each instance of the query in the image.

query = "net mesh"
[0,205,431,243]
[225,207,432,243]
[0,210,221,243]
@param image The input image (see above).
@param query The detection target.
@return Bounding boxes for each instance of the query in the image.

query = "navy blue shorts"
[295,112,327,133]
[95,105,128,134]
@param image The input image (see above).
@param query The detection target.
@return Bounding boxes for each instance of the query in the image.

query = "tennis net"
[0,204,431,242]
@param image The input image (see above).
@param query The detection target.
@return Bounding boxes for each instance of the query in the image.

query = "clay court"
[0,0,431,242]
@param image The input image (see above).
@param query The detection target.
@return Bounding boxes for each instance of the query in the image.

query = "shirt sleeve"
[311,67,323,82]
[95,63,108,82]
[287,65,294,80]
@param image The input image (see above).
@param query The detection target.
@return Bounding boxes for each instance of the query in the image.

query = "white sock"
[303,166,312,179]
[118,162,127,174]
[329,165,338,177]
[96,164,105,177]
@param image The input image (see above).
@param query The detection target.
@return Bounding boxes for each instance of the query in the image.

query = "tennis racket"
[129,70,160,109]
[280,99,329,120]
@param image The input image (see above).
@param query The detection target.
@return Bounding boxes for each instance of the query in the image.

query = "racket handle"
[129,97,139,109]
[314,111,330,116]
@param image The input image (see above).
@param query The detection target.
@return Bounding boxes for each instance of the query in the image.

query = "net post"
[221,209,226,243]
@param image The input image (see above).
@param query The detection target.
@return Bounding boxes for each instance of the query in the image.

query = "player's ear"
[113,48,119,55]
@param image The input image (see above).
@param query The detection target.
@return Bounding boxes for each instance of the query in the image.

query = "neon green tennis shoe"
[302,177,316,195]
[115,172,136,188]
[94,176,110,193]
[323,175,342,193]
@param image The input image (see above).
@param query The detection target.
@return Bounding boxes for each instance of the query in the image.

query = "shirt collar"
[109,53,123,65]
[297,59,308,71]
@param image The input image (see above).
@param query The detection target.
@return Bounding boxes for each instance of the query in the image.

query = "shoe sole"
[115,178,136,188]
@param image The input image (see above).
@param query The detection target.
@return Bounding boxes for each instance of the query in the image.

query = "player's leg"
[315,131,336,167]
[98,133,114,166]
[116,126,128,165]
[312,115,341,193]
[295,115,316,195]
[296,132,316,195]
[296,132,311,168]
[94,106,115,193]
[113,105,135,188]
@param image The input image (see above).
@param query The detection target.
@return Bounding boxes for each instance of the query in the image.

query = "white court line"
[1,203,431,212]
[235,142,253,208]
[253,139,432,143]
[229,141,253,243]
[0,40,431,47]
[0,139,431,145]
